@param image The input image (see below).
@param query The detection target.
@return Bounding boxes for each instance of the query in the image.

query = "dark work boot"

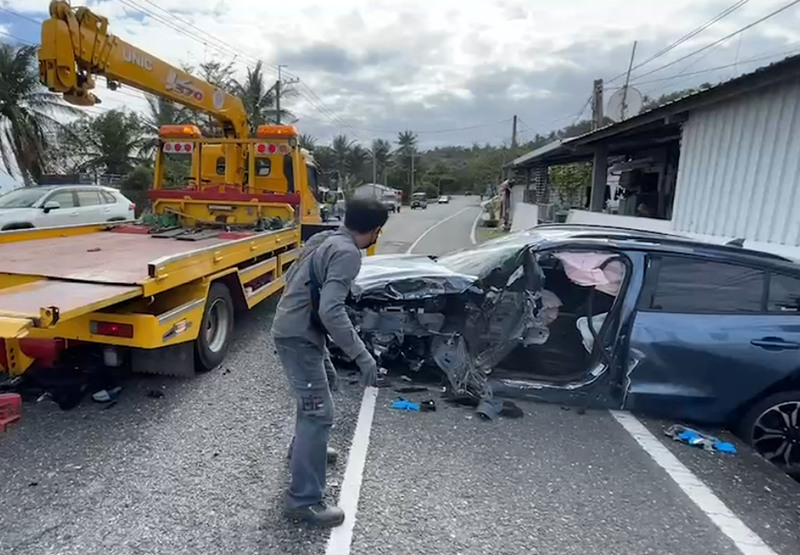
[287,439,339,465]
[285,502,345,528]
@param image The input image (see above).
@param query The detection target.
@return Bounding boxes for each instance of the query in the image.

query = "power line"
[631,0,800,82]
[630,45,800,89]
[607,0,750,83]
[0,6,41,25]
[0,29,35,45]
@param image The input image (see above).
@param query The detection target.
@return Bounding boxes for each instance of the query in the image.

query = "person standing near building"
[271,198,389,528]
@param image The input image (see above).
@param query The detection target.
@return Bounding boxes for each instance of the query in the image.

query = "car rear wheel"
[738,390,800,477]
[195,282,234,371]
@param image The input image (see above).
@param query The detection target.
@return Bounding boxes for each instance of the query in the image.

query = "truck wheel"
[738,390,800,477]
[195,282,234,371]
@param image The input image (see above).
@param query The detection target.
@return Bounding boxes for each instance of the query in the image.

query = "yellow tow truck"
[0,1,345,380]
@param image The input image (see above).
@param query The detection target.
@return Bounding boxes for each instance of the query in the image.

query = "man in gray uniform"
[272,198,389,527]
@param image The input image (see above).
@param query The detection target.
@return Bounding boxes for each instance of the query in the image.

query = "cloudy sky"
[1,0,800,182]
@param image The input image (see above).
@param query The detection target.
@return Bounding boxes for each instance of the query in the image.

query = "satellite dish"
[607,86,643,122]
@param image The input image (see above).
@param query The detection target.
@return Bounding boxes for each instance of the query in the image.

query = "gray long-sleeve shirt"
[271,228,376,373]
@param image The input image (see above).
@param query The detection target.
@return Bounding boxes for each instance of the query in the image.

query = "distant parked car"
[438,195,450,204]
[0,185,136,231]
[410,192,428,210]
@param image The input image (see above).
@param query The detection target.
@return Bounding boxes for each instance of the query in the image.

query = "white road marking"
[469,199,492,245]
[327,206,476,554]
[610,411,777,555]
[406,206,474,254]
[325,386,379,555]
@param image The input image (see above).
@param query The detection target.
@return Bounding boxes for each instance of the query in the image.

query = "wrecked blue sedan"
[343,224,800,475]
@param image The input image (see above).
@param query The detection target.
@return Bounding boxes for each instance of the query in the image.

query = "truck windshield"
[0,188,46,208]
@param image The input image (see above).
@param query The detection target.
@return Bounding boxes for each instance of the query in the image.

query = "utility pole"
[592,79,604,130]
[620,41,638,121]
[274,64,298,125]
[372,149,377,185]
[410,152,416,192]
[511,115,518,150]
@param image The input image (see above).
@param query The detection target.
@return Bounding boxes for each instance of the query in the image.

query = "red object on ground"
[0,393,21,432]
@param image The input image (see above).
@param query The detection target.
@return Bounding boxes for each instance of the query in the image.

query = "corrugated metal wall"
[672,77,800,245]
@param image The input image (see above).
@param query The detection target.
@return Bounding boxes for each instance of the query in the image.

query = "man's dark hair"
[344,198,389,233]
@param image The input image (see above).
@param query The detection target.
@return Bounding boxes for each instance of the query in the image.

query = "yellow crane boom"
[38,0,249,141]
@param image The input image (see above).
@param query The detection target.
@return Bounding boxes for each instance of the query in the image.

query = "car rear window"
[768,273,800,313]
[648,256,765,313]
[100,190,117,204]
[77,190,102,206]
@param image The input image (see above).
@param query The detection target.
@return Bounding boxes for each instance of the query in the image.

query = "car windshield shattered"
[340,234,629,413]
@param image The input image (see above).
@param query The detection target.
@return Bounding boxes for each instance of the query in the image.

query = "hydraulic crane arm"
[38,0,249,139]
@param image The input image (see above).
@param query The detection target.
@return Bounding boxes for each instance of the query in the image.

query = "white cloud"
[3,0,800,147]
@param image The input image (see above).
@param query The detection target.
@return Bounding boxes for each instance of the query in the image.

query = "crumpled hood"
[352,254,479,301]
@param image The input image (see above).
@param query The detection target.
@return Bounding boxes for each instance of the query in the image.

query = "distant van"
[410,192,428,210]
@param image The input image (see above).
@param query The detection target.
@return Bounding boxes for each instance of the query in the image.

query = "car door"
[74,189,106,224]
[37,189,79,227]
[623,255,800,425]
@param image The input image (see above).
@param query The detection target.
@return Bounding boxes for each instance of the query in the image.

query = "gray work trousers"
[274,337,337,509]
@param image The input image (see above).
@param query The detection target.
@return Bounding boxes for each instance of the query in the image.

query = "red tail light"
[129,203,136,211]
[90,321,134,338]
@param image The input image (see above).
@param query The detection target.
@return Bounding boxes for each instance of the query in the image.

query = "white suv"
[0,185,136,231]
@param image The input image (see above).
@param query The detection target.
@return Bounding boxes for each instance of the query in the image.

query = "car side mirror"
[42,200,61,213]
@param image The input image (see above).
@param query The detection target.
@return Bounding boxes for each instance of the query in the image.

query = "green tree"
[331,134,355,186]
[396,129,418,194]
[423,159,455,196]
[70,110,147,177]
[550,163,591,207]
[299,133,317,151]
[370,138,392,182]
[142,95,191,158]
[0,43,80,184]
[235,60,295,130]
[120,165,153,215]
[347,144,369,184]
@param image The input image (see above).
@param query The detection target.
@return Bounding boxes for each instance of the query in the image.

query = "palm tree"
[371,138,392,182]
[299,133,317,151]
[72,110,148,177]
[0,43,80,185]
[235,61,295,131]
[347,144,369,184]
[396,129,418,192]
[141,95,190,158]
[331,134,355,186]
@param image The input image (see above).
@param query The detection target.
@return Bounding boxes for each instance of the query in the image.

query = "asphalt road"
[2,196,799,555]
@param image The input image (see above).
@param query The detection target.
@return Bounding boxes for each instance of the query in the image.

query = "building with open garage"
[509,54,800,259]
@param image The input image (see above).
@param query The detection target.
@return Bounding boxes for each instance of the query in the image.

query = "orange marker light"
[256,124,298,139]
[159,124,202,138]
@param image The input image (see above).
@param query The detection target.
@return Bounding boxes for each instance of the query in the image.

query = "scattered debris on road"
[665,424,737,454]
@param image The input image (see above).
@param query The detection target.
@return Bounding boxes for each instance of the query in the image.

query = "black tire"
[1,222,34,231]
[195,282,235,371]
[738,390,800,477]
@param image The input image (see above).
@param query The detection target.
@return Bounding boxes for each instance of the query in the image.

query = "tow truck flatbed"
[0,223,302,377]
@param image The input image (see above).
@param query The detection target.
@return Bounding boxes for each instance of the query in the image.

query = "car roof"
[486,223,799,273]
[11,184,114,191]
